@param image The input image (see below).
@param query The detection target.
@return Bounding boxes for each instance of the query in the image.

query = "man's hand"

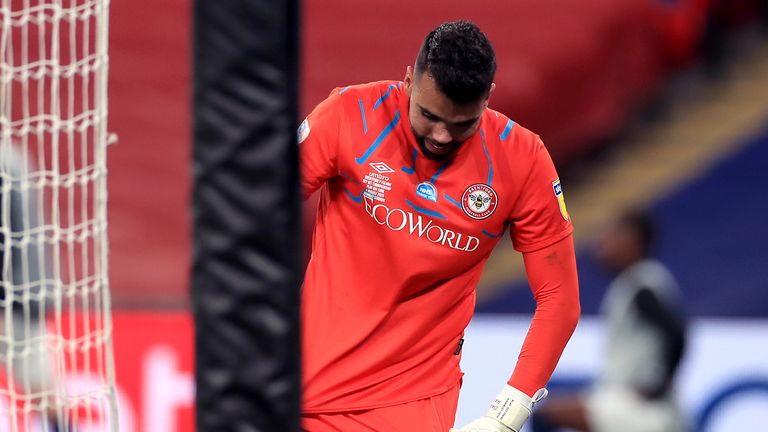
[451,385,547,432]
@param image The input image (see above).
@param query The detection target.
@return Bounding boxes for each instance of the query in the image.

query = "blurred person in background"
[1,143,62,430]
[531,209,687,432]
[300,20,580,432]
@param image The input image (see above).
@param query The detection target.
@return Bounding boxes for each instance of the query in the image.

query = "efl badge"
[462,184,498,220]
[552,179,569,221]
[297,118,310,144]
[416,182,438,202]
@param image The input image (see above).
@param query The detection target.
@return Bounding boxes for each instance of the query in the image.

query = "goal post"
[1,1,118,431]
[193,0,302,430]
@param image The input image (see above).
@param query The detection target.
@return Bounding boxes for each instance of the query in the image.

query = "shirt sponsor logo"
[364,196,480,252]
[369,162,394,173]
[462,184,498,220]
[416,182,438,202]
[552,178,569,221]
[297,118,310,144]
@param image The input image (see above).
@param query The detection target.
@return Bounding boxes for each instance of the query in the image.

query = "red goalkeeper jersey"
[300,81,573,413]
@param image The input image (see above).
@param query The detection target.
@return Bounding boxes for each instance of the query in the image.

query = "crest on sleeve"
[552,178,569,221]
[298,118,310,144]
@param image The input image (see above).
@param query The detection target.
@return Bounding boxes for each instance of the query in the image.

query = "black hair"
[414,20,496,104]
[618,209,657,257]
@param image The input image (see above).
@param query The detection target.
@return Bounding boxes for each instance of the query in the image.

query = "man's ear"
[404,66,414,97]
[483,83,496,108]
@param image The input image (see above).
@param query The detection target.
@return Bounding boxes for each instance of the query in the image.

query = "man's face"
[404,67,491,161]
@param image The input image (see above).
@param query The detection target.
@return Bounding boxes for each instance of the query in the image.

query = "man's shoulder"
[317,81,402,117]
[628,259,680,293]
[333,81,402,100]
[483,109,543,163]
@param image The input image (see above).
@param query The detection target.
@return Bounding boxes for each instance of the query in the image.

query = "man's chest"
[329,135,513,254]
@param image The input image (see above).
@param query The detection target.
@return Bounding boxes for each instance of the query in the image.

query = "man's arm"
[510,234,580,395]
[454,135,580,432]
[453,237,580,432]
[299,88,344,199]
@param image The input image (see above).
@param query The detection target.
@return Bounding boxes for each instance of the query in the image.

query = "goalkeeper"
[300,20,580,432]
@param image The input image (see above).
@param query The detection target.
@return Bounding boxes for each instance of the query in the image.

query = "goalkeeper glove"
[450,385,548,432]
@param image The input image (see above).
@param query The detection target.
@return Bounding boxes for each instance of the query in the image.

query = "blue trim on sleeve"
[500,119,514,140]
[339,86,351,94]
[373,84,398,110]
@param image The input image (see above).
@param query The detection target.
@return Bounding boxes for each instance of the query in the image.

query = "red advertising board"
[0,312,195,431]
[112,311,194,432]
[112,312,195,432]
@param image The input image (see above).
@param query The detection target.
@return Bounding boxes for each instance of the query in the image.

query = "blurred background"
[103,0,767,430]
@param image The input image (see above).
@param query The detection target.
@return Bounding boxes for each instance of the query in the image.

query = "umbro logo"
[369,162,394,173]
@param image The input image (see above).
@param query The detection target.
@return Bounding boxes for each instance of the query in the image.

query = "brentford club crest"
[462,184,498,220]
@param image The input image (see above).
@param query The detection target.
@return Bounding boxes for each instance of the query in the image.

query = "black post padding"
[192,0,301,430]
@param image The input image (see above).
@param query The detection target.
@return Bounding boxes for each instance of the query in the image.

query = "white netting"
[0,1,117,431]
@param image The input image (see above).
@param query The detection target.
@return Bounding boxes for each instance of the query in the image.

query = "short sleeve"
[508,138,573,253]
[299,88,344,199]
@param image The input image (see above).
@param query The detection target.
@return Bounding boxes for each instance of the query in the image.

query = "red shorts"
[303,383,461,432]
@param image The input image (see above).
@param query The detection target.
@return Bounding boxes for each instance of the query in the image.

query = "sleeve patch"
[552,179,569,221]
[298,118,310,144]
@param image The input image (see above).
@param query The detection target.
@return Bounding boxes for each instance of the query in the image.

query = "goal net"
[0,1,117,431]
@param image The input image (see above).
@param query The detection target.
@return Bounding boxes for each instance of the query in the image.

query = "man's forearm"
[509,235,580,396]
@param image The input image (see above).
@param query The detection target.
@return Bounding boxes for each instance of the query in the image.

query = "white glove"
[450,385,548,432]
